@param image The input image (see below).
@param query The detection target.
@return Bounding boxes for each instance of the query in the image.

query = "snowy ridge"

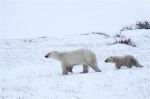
[0,29,150,99]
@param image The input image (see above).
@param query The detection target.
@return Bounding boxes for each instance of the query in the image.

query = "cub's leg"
[115,64,121,69]
[126,63,132,68]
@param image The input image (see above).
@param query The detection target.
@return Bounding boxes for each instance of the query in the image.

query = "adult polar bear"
[105,55,143,69]
[45,48,101,75]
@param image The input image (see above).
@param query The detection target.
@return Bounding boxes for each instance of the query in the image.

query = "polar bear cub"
[105,55,143,69]
[45,48,101,75]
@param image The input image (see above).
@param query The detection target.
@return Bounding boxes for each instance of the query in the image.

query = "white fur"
[45,48,101,75]
[105,55,143,69]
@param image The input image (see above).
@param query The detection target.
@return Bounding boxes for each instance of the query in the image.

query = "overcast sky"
[1,0,150,39]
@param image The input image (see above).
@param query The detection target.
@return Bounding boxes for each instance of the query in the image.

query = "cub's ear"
[111,56,112,58]
[55,51,57,53]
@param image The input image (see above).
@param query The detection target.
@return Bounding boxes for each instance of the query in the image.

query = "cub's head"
[105,56,115,63]
[45,51,57,58]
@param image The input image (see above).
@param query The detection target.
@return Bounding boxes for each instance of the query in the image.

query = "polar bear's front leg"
[61,64,68,75]
[62,67,68,75]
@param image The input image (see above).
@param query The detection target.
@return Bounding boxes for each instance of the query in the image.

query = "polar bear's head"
[45,51,58,59]
[105,56,115,63]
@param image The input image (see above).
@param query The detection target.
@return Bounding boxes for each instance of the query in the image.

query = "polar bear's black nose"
[105,59,107,62]
[45,55,48,58]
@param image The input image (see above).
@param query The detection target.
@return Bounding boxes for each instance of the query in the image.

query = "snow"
[0,29,150,99]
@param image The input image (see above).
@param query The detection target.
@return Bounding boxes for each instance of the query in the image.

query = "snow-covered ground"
[0,29,150,99]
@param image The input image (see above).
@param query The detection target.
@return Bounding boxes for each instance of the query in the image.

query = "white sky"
[1,0,150,39]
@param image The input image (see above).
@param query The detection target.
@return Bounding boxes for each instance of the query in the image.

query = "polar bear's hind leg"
[81,65,89,73]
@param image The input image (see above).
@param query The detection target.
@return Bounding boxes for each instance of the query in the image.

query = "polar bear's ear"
[55,51,57,53]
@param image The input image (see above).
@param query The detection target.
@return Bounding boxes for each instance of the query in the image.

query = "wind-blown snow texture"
[0,29,150,99]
